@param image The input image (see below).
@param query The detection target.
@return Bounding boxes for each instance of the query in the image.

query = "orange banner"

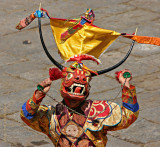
[123,35,160,46]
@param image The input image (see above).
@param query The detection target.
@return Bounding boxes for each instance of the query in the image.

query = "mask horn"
[38,17,64,71]
[93,40,135,76]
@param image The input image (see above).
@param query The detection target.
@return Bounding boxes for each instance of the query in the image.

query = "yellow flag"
[50,18,120,61]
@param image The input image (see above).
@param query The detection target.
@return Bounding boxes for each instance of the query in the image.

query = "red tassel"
[115,71,122,83]
[49,68,63,81]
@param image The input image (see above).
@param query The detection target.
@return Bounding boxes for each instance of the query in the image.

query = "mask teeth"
[69,83,85,95]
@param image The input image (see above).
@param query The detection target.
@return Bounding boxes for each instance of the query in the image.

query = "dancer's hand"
[35,78,52,99]
[115,69,132,88]
[38,78,52,93]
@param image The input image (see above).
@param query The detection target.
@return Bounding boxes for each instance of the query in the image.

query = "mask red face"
[60,68,91,107]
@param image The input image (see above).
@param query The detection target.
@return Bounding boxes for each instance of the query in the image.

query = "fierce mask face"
[60,67,91,102]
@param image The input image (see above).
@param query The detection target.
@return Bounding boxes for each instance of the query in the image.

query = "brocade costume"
[21,85,139,147]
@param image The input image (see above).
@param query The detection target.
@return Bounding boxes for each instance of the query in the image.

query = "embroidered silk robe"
[21,85,139,146]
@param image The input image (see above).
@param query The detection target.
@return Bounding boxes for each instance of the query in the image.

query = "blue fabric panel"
[80,19,87,25]
[123,102,139,112]
[22,102,35,120]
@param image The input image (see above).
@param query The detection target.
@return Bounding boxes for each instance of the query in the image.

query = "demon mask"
[61,67,91,98]
[60,60,97,107]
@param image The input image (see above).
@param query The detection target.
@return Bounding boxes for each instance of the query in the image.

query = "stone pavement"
[0,0,160,146]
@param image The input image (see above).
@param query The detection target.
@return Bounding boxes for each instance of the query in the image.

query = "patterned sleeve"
[105,85,139,131]
[20,91,53,136]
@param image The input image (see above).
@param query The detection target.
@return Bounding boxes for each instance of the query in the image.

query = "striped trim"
[22,102,35,120]
[123,102,139,112]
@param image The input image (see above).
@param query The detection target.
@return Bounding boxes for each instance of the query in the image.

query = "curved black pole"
[38,17,64,71]
[94,40,135,76]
